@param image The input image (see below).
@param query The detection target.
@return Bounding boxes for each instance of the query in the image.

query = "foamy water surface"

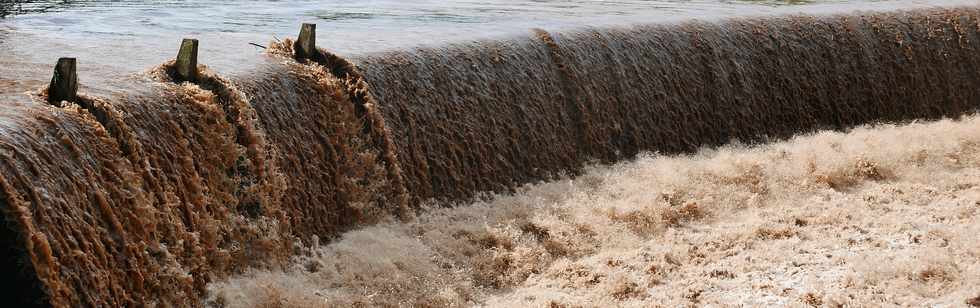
[2,1,979,306]
[209,114,980,307]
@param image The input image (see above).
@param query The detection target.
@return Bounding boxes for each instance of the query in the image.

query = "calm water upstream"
[0,0,973,93]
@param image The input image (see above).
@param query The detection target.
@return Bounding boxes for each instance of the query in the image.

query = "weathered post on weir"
[295,23,317,61]
[48,58,78,104]
[175,38,199,82]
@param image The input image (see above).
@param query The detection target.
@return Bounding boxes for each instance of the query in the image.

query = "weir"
[354,7,980,202]
[0,5,979,306]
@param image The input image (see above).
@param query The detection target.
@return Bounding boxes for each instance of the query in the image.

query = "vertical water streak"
[233,55,408,240]
[353,36,584,202]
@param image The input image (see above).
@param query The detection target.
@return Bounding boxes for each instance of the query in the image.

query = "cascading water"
[353,7,980,203]
[0,4,978,307]
[231,55,410,240]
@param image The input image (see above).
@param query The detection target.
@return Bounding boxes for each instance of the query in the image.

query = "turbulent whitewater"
[209,111,980,307]
[0,4,979,307]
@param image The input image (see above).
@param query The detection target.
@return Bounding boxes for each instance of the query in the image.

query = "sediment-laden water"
[208,110,980,307]
[352,7,980,201]
[0,2,979,307]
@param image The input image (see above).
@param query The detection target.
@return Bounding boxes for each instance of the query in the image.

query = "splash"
[0,4,979,307]
[207,113,980,307]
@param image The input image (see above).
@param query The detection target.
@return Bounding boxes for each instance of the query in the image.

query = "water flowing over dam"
[353,10,980,202]
[0,3,979,306]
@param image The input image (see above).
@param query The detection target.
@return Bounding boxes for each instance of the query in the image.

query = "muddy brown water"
[1,3,980,307]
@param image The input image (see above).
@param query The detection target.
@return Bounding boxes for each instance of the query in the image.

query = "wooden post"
[295,23,317,60]
[47,58,77,104]
[175,38,199,82]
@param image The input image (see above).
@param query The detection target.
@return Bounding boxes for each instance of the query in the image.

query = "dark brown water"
[1,4,979,307]
[354,7,980,202]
